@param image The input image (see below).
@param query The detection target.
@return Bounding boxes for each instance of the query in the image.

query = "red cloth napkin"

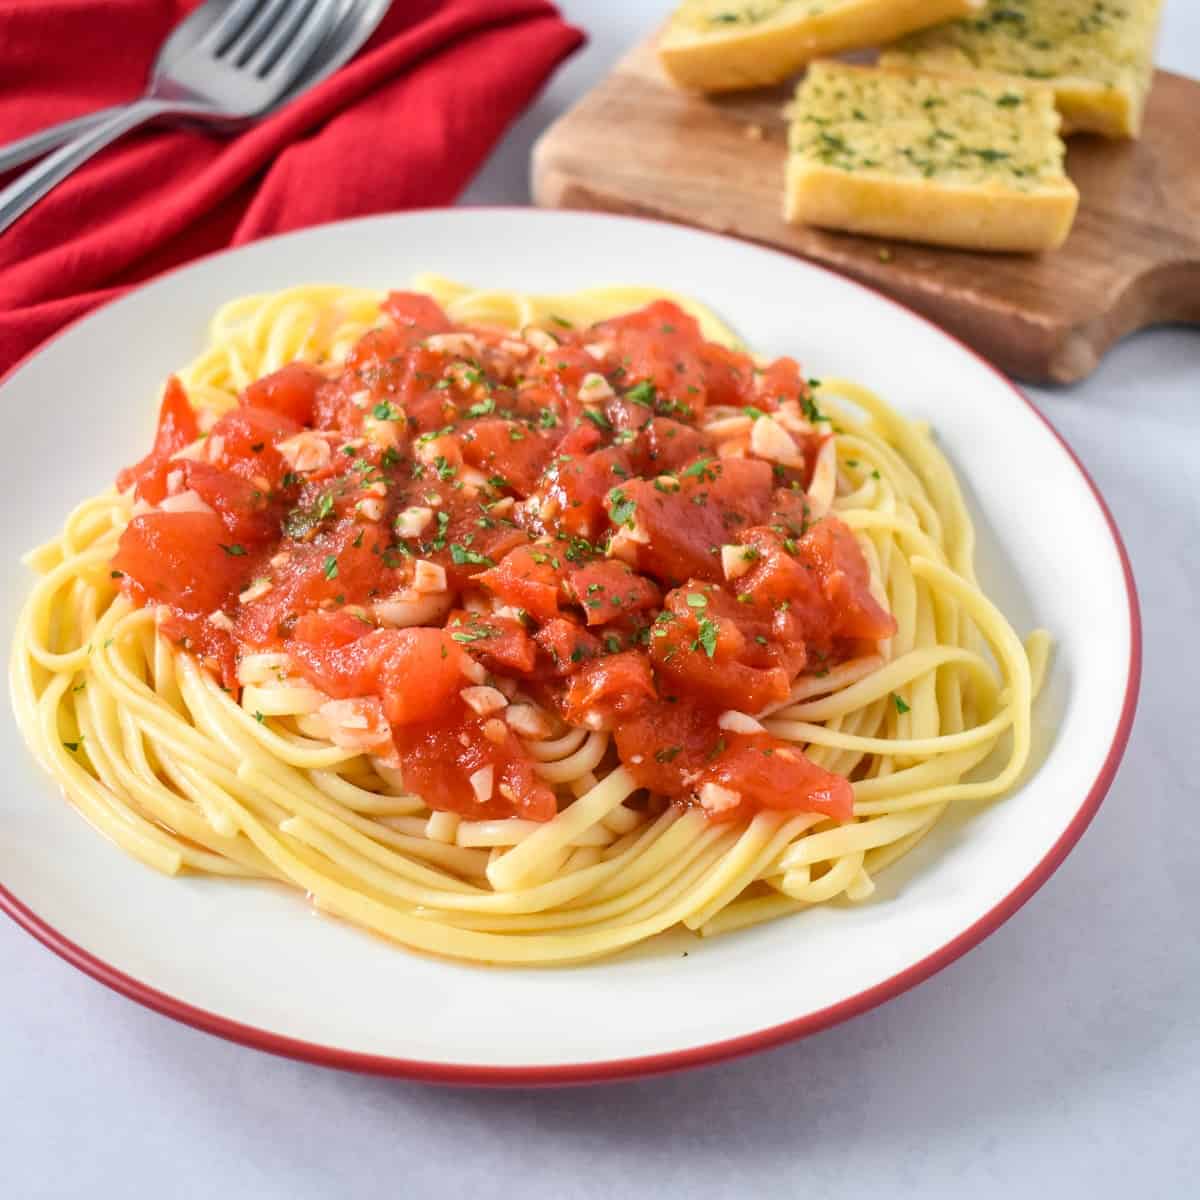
[0,0,584,371]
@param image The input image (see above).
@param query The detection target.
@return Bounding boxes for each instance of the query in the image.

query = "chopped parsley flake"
[625,380,656,407]
[608,490,637,529]
[450,628,495,644]
[801,392,827,424]
[450,544,495,567]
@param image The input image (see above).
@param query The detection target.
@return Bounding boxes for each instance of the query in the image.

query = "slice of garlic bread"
[880,0,1164,138]
[659,0,986,92]
[784,61,1079,252]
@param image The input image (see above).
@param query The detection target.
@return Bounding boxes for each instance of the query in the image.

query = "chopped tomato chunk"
[116,376,199,495]
[544,445,633,539]
[478,544,568,620]
[395,709,556,821]
[696,340,754,410]
[235,520,390,645]
[562,652,656,729]
[462,419,552,496]
[567,560,660,626]
[400,478,527,591]
[755,356,808,408]
[735,526,832,650]
[630,418,705,476]
[798,518,897,642]
[135,459,279,543]
[447,610,537,676]
[208,406,302,487]
[381,291,452,342]
[534,617,601,676]
[650,583,797,714]
[291,608,376,650]
[290,625,469,727]
[113,511,250,615]
[374,629,472,727]
[617,458,773,586]
[597,301,711,415]
[344,325,408,395]
[240,362,325,426]
[699,734,853,823]
[615,699,722,796]
[182,463,280,544]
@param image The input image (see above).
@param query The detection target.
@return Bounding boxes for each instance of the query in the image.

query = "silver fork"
[0,0,236,175]
[0,0,391,177]
[0,0,344,235]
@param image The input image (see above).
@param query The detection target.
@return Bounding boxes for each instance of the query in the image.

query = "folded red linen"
[0,0,584,371]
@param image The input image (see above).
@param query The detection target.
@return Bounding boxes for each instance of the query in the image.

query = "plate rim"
[0,206,1142,1087]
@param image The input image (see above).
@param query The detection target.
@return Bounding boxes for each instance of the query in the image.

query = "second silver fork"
[0,0,344,235]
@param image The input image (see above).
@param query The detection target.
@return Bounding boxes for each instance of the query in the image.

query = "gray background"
[5,3,1198,1196]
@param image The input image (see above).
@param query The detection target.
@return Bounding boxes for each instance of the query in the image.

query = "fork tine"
[248,0,320,76]
[259,0,347,80]
[220,0,293,66]
[199,0,270,54]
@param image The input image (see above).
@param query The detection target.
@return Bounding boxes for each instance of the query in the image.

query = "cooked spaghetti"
[11,277,1049,964]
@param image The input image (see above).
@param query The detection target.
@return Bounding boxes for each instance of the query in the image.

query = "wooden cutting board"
[532,33,1200,384]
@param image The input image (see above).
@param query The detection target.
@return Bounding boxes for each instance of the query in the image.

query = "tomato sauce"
[112,293,895,825]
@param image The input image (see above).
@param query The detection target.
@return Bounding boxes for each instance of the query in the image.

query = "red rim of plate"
[0,207,1142,1087]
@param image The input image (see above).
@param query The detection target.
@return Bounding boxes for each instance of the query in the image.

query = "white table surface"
[4,4,1198,1197]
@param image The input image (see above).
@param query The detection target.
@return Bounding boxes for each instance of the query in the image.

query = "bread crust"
[782,61,1079,253]
[878,55,1151,138]
[784,160,1079,252]
[879,1,1164,138]
[659,0,985,93]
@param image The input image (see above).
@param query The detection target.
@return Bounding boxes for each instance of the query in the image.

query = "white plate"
[0,209,1139,1084]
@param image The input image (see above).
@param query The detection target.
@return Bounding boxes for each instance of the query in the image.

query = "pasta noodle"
[10,277,1050,965]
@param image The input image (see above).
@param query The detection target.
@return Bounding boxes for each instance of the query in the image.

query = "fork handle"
[0,107,128,175]
[0,98,189,236]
